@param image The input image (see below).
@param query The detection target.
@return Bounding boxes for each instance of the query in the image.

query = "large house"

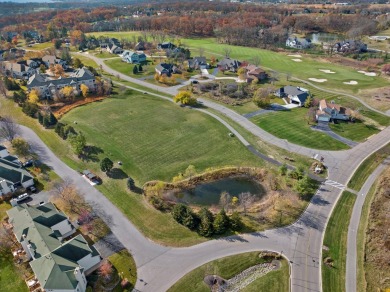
[27,67,95,99]
[286,37,311,49]
[217,58,242,73]
[333,40,367,53]
[7,202,102,292]
[106,43,123,54]
[0,145,34,196]
[155,63,179,76]
[245,64,267,81]
[122,50,146,64]
[42,55,68,69]
[316,99,352,122]
[2,62,36,79]
[157,42,176,50]
[275,85,309,106]
[188,57,207,70]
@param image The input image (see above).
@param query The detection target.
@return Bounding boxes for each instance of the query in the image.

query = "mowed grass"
[168,252,289,292]
[0,203,28,292]
[329,121,379,142]
[182,38,389,93]
[109,249,137,291]
[348,142,390,191]
[86,31,142,40]
[322,191,356,292]
[104,58,156,78]
[251,108,349,150]
[28,42,53,50]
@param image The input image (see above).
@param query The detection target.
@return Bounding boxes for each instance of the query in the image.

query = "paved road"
[21,52,389,291]
[346,156,390,292]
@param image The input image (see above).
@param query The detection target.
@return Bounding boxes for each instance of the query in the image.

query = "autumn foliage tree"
[53,64,65,77]
[173,91,197,106]
[99,260,114,282]
[61,86,75,99]
[80,84,89,98]
[28,89,40,104]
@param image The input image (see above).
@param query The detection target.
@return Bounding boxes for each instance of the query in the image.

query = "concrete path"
[311,125,359,148]
[346,156,390,292]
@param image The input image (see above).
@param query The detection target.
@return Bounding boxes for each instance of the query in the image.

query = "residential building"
[106,43,123,54]
[275,86,309,106]
[2,62,35,79]
[27,67,96,99]
[217,58,242,72]
[316,99,352,122]
[245,64,267,81]
[188,57,207,70]
[286,37,311,49]
[122,50,147,64]
[134,41,146,51]
[42,55,68,69]
[155,63,179,76]
[157,42,176,50]
[333,40,367,53]
[7,203,101,292]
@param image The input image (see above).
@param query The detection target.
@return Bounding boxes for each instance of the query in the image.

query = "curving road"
[17,52,390,291]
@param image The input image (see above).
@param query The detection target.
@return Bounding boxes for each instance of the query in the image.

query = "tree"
[223,47,232,58]
[38,112,44,124]
[0,79,7,97]
[80,84,89,98]
[239,192,255,216]
[253,86,273,108]
[99,260,114,282]
[54,39,62,49]
[219,191,231,212]
[173,91,197,106]
[252,55,261,66]
[51,179,89,215]
[22,102,38,117]
[229,211,243,231]
[0,116,19,142]
[61,86,75,99]
[133,65,138,75]
[184,165,196,179]
[382,64,390,75]
[68,132,86,156]
[213,209,229,234]
[0,224,18,253]
[73,58,83,69]
[295,175,314,197]
[304,97,312,108]
[12,138,30,158]
[237,67,246,80]
[127,177,136,191]
[28,89,40,104]
[279,163,288,176]
[171,203,198,230]
[231,196,239,209]
[53,64,65,77]
[198,207,214,237]
[12,91,26,105]
[138,64,143,72]
[39,64,46,74]
[48,112,57,126]
[100,157,114,173]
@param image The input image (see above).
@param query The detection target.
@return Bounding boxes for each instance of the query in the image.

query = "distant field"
[251,108,349,150]
[182,38,389,93]
[28,42,53,50]
[86,31,142,39]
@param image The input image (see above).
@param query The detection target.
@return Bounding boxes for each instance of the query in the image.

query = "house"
[0,49,5,61]
[316,99,352,122]
[107,43,123,54]
[7,202,101,292]
[157,42,176,50]
[26,58,42,69]
[286,37,311,49]
[99,38,121,49]
[155,63,179,76]
[27,67,96,99]
[275,86,309,106]
[245,64,267,80]
[333,40,367,53]
[122,50,147,64]
[42,55,68,69]
[217,58,242,72]
[2,62,34,79]
[188,57,207,70]
[0,146,34,196]
[134,41,146,51]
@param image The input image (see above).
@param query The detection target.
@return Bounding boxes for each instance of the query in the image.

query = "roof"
[217,58,241,69]
[282,86,308,97]
[0,145,7,150]
[156,63,176,72]
[0,159,32,186]
[318,99,351,116]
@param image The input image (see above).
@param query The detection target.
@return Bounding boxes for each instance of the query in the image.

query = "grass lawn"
[168,252,289,292]
[72,54,100,69]
[0,202,28,292]
[251,108,349,150]
[322,191,356,292]
[356,181,378,292]
[182,38,389,93]
[329,121,379,142]
[28,42,53,50]
[348,142,390,191]
[109,249,137,291]
[86,31,142,40]
[104,58,155,78]
[94,51,119,59]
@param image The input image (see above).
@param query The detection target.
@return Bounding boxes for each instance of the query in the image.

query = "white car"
[16,193,30,203]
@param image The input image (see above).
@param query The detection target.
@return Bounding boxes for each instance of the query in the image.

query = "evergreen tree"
[230,211,243,231]
[138,64,143,72]
[37,112,43,124]
[213,209,229,234]
[198,208,214,237]
[48,112,57,126]
[100,157,114,173]
[133,65,138,75]
[127,177,135,191]
[42,116,50,128]
[172,203,190,224]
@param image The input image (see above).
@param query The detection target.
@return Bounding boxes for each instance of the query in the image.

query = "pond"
[307,33,343,44]
[173,177,265,206]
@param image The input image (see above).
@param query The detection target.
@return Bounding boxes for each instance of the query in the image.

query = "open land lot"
[322,191,356,292]
[168,252,289,292]
[104,58,156,78]
[251,108,349,150]
[86,31,142,39]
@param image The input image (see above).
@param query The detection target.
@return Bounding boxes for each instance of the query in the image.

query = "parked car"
[27,186,37,193]
[23,160,34,167]
[16,193,30,203]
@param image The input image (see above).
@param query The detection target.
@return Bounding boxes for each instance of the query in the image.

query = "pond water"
[174,177,265,206]
[307,33,343,44]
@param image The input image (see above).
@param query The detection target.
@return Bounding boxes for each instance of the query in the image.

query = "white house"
[286,37,311,49]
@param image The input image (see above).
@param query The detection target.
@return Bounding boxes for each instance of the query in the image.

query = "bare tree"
[239,192,255,216]
[0,79,7,98]
[252,55,261,66]
[219,191,231,212]
[0,116,20,142]
[51,179,88,215]
[199,47,205,57]
[0,223,18,253]
[223,47,232,58]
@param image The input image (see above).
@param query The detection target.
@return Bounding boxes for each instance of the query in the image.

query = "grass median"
[322,191,356,292]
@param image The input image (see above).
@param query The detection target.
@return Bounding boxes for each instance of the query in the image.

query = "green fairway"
[168,252,289,292]
[182,38,388,93]
[104,58,156,78]
[94,51,119,59]
[348,142,390,191]
[329,121,379,142]
[322,191,356,292]
[251,108,349,150]
[28,42,53,50]
[86,31,142,39]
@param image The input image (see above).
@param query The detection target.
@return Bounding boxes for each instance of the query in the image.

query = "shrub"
[149,195,171,212]
[213,209,229,234]
[230,211,243,231]
[198,207,214,237]
[127,177,136,191]
[172,203,198,230]
[22,102,38,117]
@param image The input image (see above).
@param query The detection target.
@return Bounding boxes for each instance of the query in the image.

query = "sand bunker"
[357,70,377,77]
[343,80,358,85]
[319,69,336,74]
[292,59,302,62]
[288,54,302,58]
[309,78,327,83]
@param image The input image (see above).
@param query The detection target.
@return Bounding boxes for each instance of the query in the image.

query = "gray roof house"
[157,42,176,50]
[316,99,352,122]
[27,67,95,99]
[42,55,68,69]
[7,202,101,292]
[107,43,123,54]
[155,63,179,76]
[275,85,309,106]
[217,58,242,72]
[2,62,36,79]
[188,57,207,70]
[286,37,311,49]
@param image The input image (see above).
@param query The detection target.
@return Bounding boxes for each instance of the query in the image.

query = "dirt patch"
[343,80,358,85]
[359,87,390,112]
[288,54,302,58]
[309,78,327,83]
[319,69,336,74]
[53,96,106,119]
[363,167,390,291]
[357,70,377,77]
[291,59,302,62]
